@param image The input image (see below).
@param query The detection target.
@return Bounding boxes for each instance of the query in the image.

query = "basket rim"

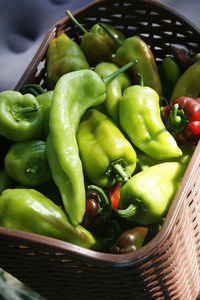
[3,0,200,266]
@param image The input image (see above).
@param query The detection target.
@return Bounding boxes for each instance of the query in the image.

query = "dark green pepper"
[0,188,98,250]
[4,140,51,187]
[94,62,131,124]
[115,162,186,225]
[77,109,137,188]
[0,91,43,142]
[119,78,182,160]
[46,32,90,89]
[66,10,125,66]
[99,23,162,96]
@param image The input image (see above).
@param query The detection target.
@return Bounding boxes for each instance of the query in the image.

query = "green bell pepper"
[115,162,186,225]
[66,10,125,66]
[77,109,137,188]
[119,78,182,160]
[46,32,90,89]
[0,91,43,142]
[94,62,131,124]
[0,188,98,249]
[36,90,53,138]
[99,23,162,96]
[4,140,51,187]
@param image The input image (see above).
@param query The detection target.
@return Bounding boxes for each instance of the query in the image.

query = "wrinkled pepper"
[0,91,43,142]
[99,23,162,96]
[170,53,200,102]
[77,109,137,188]
[46,32,90,89]
[94,62,131,124]
[115,162,186,225]
[4,140,51,187]
[119,76,182,159]
[20,83,53,139]
[0,188,98,250]
[66,10,125,65]
[48,69,106,226]
[162,96,200,143]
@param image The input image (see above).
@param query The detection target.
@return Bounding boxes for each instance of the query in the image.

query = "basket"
[1,0,200,299]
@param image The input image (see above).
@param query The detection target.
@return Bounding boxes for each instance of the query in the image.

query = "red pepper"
[162,96,200,143]
[109,183,121,209]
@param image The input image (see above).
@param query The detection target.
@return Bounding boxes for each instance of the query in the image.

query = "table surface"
[0,0,200,299]
[0,0,199,92]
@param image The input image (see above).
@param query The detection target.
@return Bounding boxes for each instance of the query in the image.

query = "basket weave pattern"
[1,0,200,299]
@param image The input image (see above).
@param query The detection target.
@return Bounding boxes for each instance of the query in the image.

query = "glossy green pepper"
[99,23,162,96]
[115,162,186,225]
[48,69,106,226]
[94,62,132,124]
[4,140,51,187]
[0,91,43,142]
[66,10,125,66]
[77,109,137,188]
[170,53,200,102]
[46,32,90,89]
[0,188,98,249]
[119,78,182,160]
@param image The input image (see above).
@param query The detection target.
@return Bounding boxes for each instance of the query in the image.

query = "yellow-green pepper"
[77,109,137,188]
[0,188,98,250]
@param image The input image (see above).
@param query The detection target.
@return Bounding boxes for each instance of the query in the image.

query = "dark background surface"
[0,0,199,92]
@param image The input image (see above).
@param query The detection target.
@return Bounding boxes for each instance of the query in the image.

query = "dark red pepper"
[162,96,200,143]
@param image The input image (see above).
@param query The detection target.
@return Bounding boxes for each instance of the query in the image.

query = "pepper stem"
[106,159,130,182]
[20,84,46,96]
[137,72,144,86]
[11,103,38,121]
[103,58,139,84]
[114,203,137,218]
[87,185,110,207]
[99,23,122,47]
[168,103,188,133]
[66,10,88,34]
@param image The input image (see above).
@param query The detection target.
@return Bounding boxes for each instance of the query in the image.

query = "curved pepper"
[77,109,137,188]
[36,90,53,138]
[99,23,162,96]
[170,53,200,102]
[46,32,90,89]
[4,140,52,187]
[0,188,98,250]
[48,69,106,226]
[115,162,186,225]
[94,62,131,124]
[119,79,182,160]
[66,10,125,66]
[162,96,200,143]
[0,91,43,142]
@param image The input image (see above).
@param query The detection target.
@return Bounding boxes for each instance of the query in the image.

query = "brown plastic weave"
[1,0,200,299]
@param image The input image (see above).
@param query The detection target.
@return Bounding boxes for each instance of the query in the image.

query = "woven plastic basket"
[1,0,200,299]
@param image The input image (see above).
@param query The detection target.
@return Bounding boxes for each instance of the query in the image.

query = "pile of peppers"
[0,10,199,254]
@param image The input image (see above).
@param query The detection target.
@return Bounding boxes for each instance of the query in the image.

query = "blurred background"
[0,0,199,92]
[0,0,199,299]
